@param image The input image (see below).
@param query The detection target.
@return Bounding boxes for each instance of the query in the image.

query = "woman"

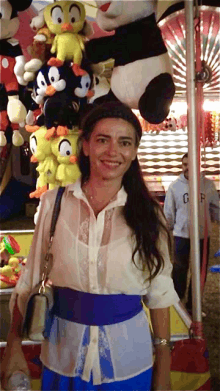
[1,102,179,390]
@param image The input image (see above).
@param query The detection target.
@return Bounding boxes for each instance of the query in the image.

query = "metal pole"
[184,0,202,325]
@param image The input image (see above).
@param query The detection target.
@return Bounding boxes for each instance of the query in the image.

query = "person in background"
[164,152,220,314]
[1,102,179,391]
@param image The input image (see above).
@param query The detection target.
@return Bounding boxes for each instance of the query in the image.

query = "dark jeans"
[173,236,210,311]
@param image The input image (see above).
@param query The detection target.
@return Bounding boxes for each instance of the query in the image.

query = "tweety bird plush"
[51,132,81,186]
[28,126,60,197]
[44,1,92,76]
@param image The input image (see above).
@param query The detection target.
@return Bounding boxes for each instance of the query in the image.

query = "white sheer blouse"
[10,179,179,384]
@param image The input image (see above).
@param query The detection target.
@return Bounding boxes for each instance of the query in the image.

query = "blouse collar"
[66,178,128,208]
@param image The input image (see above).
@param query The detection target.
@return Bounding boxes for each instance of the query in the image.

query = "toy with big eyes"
[51,133,81,186]
[164,117,177,132]
[29,126,59,198]
[43,1,93,77]
[0,0,32,146]
[26,64,77,135]
[26,62,93,136]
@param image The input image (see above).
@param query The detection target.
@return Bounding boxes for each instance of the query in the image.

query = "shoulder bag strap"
[50,186,65,238]
[40,187,65,289]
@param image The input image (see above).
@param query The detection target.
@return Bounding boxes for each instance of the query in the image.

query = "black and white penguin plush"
[26,62,94,137]
[85,0,175,124]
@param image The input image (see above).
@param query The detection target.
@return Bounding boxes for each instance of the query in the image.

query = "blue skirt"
[41,366,153,391]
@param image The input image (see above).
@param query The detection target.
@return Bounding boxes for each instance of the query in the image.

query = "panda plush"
[0,0,32,146]
[85,0,175,124]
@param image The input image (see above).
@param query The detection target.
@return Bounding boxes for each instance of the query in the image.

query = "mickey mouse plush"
[85,0,175,124]
[0,0,32,146]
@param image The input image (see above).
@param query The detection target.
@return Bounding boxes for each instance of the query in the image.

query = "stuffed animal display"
[0,256,23,288]
[28,126,80,197]
[45,0,91,76]
[0,0,33,147]
[28,126,60,198]
[25,61,93,138]
[22,1,96,196]
[85,0,175,124]
[24,10,55,82]
[51,133,81,186]
[0,235,23,288]
[4,0,178,198]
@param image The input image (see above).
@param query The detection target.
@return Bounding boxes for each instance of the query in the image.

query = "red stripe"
[197,378,211,390]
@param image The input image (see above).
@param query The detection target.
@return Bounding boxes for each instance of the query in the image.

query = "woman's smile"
[100,159,121,168]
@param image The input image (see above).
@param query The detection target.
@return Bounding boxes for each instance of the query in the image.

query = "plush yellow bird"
[0,265,17,288]
[51,132,81,186]
[29,126,60,197]
[44,1,91,76]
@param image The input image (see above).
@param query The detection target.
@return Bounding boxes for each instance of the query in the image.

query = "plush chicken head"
[44,1,86,35]
[29,126,52,162]
[51,132,79,165]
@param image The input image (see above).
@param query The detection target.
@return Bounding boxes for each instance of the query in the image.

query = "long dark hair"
[78,103,171,281]
[122,157,171,281]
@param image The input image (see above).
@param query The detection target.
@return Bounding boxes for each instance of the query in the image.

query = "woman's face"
[83,117,138,182]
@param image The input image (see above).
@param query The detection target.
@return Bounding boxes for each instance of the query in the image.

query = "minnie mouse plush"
[0,0,32,146]
[86,0,175,124]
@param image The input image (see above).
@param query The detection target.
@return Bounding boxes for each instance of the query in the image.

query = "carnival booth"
[0,1,219,390]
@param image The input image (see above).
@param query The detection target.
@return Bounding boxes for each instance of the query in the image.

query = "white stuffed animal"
[0,0,32,146]
[85,0,175,124]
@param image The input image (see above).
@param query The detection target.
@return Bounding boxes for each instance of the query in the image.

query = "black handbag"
[22,186,65,342]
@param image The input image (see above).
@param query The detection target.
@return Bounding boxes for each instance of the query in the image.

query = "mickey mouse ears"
[8,0,32,12]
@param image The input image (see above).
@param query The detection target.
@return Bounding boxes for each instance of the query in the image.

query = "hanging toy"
[44,1,93,76]
[25,62,93,137]
[0,0,32,147]
[85,0,175,124]
[51,132,81,186]
[88,74,110,105]
[24,10,56,83]
[28,126,60,198]
[164,117,177,132]
[73,61,94,112]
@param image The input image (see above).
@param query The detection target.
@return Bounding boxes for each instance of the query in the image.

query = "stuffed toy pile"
[22,1,96,196]
[0,235,25,288]
[28,126,80,198]
[0,0,32,147]
[4,0,176,196]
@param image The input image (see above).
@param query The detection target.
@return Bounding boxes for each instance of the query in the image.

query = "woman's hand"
[1,340,30,390]
[152,345,171,391]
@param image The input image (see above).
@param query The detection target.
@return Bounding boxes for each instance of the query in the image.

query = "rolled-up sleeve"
[143,222,179,309]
